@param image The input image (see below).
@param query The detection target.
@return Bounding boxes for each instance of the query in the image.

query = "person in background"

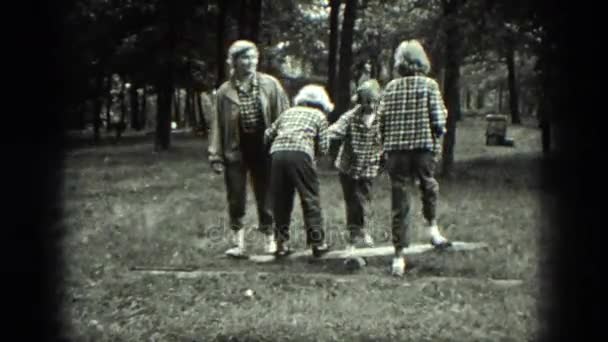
[377,39,452,277]
[265,84,333,258]
[208,40,290,258]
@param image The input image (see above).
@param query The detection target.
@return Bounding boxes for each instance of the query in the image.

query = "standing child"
[378,39,451,277]
[329,79,383,254]
[265,84,333,258]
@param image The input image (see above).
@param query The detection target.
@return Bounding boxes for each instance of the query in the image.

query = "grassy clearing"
[62,116,543,341]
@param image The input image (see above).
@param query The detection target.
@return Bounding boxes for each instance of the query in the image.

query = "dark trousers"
[385,150,439,249]
[223,129,273,234]
[270,151,325,247]
[339,172,373,242]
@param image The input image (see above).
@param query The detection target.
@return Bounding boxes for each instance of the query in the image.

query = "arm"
[208,90,224,165]
[316,115,330,157]
[328,109,355,141]
[269,75,291,123]
[264,116,280,147]
[428,79,448,137]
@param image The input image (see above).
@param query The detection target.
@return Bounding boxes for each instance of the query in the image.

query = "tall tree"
[334,0,357,122]
[441,0,466,177]
[327,0,340,101]
[155,1,177,151]
[238,0,262,43]
[216,0,228,88]
[129,84,141,130]
[505,35,521,124]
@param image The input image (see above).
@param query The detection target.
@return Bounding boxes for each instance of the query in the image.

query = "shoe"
[225,246,247,258]
[430,237,452,249]
[264,234,277,254]
[312,243,331,258]
[225,230,246,258]
[428,225,452,249]
[344,256,367,271]
[391,256,406,277]
[362,233,375,248]
[345,244,356,256]
[273,242,292,258]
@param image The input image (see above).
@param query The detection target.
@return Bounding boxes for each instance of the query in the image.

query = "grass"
[62,116,544,341]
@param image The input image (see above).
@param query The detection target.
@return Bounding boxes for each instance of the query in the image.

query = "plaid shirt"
[234,75,264,132]
[265,106,329,160]
[377,76,447,154]
[329,105,383,179]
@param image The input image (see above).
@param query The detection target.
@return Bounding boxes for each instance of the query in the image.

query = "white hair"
[394,39,431,75]
[293,84,334,113]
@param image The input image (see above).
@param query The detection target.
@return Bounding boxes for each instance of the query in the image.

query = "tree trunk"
[129,85,140,130]
[173,89,181,127]
[105,76,113,132]
[92,66,105,143]
[465,88,471,110]
[335,0,357,122]
[498,83,503,113]
[476,88,485,109]
[156,81,173,151]
[186,88,197,128]
[141,86,147,129]
[506,38,521,124]
[327,0,340,101]
[119,76,127,127]
[197,92,207,131]
[155,2,176,151]
[216,0,228,88]
[238,0,262,43]
[440,0,464,178]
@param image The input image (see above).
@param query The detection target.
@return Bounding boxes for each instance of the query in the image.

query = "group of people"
[208,39,451,276]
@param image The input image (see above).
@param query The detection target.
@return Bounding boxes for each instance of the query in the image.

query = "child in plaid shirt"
[265,84,333,258]
[378,39,451,277]
[328,79,383,254]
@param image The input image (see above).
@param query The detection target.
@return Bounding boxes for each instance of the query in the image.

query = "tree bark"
[173,89,181,127]
[328,0,340,101]
[141,86,147,129]
[441,0,465,178]
[129,85,140,130]
[92,65,105,143]
[216,0,228,88]
[105,75,112,132]
[155,2,176,151]
[335,0,357,123]
[498,83,503,113]
[119,76,127,127]
[506,38,521,124]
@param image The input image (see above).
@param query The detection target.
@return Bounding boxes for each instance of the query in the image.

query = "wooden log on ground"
[248,241,488,263]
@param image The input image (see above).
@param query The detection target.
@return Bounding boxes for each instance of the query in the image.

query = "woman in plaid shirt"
[378,39,452,277]
[328,79,383,254]
[264,84,332,258]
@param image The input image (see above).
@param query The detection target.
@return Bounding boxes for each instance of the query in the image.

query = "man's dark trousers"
[223,128,273,234]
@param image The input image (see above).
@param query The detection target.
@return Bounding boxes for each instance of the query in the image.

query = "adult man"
[208,40,290,257]
[377,39,452,276]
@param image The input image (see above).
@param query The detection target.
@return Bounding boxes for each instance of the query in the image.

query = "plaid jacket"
[265,106,329,160]
[377,76,447,154]
[329,105,383,179]
[234,76,264,131]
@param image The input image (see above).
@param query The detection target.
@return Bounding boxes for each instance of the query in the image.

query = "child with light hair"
[378,39,451,276]
[329,79,384,255]
[264,84,333,258]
